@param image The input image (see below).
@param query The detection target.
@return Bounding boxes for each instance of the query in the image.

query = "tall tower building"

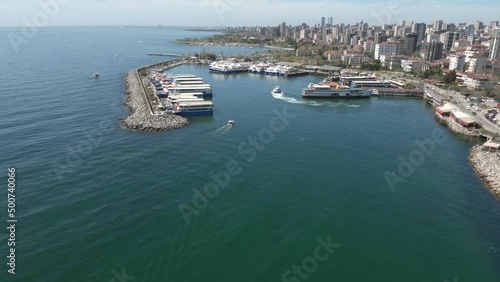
[489,28,500,61]
[433,20,443,31]
[412,23,426,42]
[321,17,326,29]
[426,41,443,61]
[403,33,419,54]
[327,17,333,27]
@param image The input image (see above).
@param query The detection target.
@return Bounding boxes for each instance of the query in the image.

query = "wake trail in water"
[270,92,361,108]
[211,124,233,137]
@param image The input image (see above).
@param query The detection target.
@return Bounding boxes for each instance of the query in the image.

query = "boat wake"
[271,92,360,108]
[211,124,233,136]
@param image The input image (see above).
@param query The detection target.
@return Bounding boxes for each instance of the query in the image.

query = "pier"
[121,59,188,131]
[147,53,186,57]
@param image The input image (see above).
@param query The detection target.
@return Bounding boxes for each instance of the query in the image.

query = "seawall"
[469,145,500,198]
[120,60,188,131]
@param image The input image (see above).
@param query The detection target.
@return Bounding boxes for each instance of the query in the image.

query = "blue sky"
[0,0,498,27]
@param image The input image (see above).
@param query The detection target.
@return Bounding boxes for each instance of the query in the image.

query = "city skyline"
[0,0,499,27]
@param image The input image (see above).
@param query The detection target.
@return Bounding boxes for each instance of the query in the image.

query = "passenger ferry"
[302,83,372,98]
[173,101,214,116]
[168,85,213,98]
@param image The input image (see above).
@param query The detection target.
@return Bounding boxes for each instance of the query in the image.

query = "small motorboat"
[228,120,235,126]
[94,73,100,79]
[272,86,282,94]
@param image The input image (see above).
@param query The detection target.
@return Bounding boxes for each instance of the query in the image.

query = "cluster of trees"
[360,60,382,71]
[195,51,217,61]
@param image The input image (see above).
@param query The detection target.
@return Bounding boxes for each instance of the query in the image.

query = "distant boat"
[228,120,235,126]
[94,73,100,79]
[272,86,282,94]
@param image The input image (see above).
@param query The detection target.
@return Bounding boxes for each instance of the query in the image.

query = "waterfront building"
[380,54,409,70]
[463,74,495,90]
[489,28,500,61]
[341,54,369,66]
[449,54,466,72]
[374,42,401,60]
[325,51,343,63]
[401,59,425,74]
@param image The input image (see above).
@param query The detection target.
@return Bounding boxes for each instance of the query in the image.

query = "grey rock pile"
[120,70,188,132]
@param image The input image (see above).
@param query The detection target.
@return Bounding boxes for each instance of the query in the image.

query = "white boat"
[302,83,372,98]
[272,86,282,94]
[173,101,214,116]
[228,120,235,126]
[94,73,100,78]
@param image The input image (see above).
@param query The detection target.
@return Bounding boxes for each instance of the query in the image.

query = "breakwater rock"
[469,145,500,198]
[120,69,188,132]
[434,113,481,137]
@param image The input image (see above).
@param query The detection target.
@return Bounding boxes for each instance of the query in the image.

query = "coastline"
[434,112,482,137]
[469,145,500,198]
[120,61,188,131]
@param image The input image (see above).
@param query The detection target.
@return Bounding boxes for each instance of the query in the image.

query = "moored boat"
[302,83,372,98]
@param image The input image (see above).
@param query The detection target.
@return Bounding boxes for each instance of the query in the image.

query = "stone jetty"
[469,145,500,198]
[120,61,188,132]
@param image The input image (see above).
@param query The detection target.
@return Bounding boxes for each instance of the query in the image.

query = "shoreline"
[120,60,188,131]
[434,112,482,138]
[469,146,500,198]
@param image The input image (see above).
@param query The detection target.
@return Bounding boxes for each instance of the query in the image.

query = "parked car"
[472,112,477,115]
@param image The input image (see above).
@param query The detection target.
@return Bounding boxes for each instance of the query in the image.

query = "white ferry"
[302,84,372,98]
[173,101,214,116]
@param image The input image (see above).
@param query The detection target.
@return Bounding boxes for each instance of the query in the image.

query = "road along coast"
[469,145,500,198]
[121,60,188,131]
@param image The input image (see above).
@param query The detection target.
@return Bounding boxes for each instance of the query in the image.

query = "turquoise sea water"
[1,27,500,282]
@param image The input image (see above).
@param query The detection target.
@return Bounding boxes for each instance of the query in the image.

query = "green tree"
[442,70,456,84]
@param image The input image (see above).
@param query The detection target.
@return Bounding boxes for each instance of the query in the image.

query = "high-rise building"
[426,41,443,61]
[440,31,462,51]
[491,21,499,28]
[321,17,326,29]
[475,21,484,31]
[464,24,475,36]
[327,17,333,27]
[412,23,426,42]
[280,22,286,38]
[489,28,500,61]
[433,20,443,31]
[403,33,419,55]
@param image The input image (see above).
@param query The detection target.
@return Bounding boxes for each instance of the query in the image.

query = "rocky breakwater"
[120,69,188,131]
[469,145,500,198]
[434,113,481,137]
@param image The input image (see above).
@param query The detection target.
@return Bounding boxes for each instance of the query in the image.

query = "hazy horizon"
[0,0,499,28]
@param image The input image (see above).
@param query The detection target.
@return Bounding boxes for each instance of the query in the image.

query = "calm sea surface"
[0,27,499,282]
